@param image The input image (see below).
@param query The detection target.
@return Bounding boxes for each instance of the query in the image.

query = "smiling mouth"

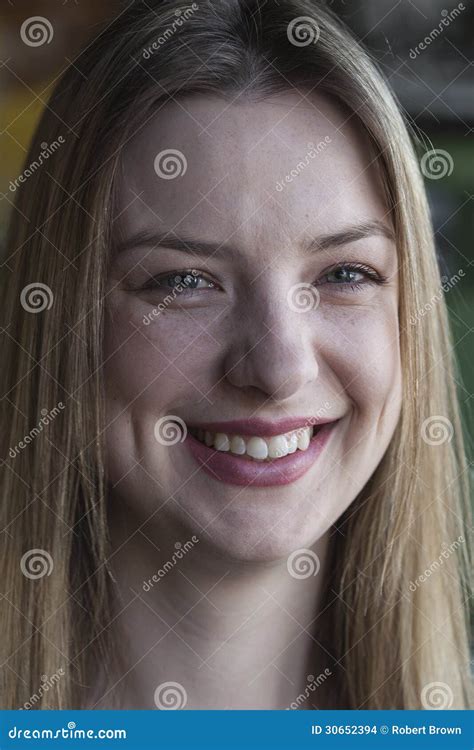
[188,425,319,462]
[185,419,338,487]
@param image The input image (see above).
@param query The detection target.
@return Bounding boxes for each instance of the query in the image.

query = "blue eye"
[326,267,364,284]
[142,270,217,293]
[318,263,387,290]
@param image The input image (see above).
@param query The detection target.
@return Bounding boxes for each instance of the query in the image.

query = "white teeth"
[229,435,246,455]
[267,435,289,458]
[287,433,298,454]
[214,433,230,452]
[297,429,311,451]
[246,437,268,460]
[195,426,315,462]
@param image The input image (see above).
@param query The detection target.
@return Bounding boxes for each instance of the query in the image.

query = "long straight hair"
[1,0,472,708]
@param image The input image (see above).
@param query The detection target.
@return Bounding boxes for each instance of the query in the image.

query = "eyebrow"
[302,219,395,252]
[115,219,394,258]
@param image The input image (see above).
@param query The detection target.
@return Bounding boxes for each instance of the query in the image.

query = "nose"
[223,303,319,401]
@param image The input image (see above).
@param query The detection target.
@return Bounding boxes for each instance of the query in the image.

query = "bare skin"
[96,90,402,709]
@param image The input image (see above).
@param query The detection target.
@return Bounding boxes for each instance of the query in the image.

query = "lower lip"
[185,423,337,487]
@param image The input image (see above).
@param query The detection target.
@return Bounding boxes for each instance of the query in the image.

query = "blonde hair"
[1,0,471,709]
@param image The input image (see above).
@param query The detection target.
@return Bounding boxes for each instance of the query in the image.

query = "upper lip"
[187,417,339,437]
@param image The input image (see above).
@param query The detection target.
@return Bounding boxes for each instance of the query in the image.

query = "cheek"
[104,297,228,405]
[103,297,232,478]
[319,302,402,451]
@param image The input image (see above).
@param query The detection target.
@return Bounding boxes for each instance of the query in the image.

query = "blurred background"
[1,0,473,456]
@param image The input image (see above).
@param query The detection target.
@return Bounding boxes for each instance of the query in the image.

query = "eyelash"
[316,262,389,292]
[140,270,217,293]
[139,263,388,295]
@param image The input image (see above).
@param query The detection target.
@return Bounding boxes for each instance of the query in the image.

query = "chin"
[173,500,330,565]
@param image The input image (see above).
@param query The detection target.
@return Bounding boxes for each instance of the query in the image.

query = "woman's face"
[104,90,402,561]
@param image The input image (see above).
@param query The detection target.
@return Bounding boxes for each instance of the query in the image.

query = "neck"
[94,511,337,709]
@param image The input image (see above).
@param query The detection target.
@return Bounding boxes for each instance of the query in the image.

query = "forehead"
[114,90,388,245]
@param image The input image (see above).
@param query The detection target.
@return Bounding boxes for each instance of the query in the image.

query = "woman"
[1,0,472,710]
